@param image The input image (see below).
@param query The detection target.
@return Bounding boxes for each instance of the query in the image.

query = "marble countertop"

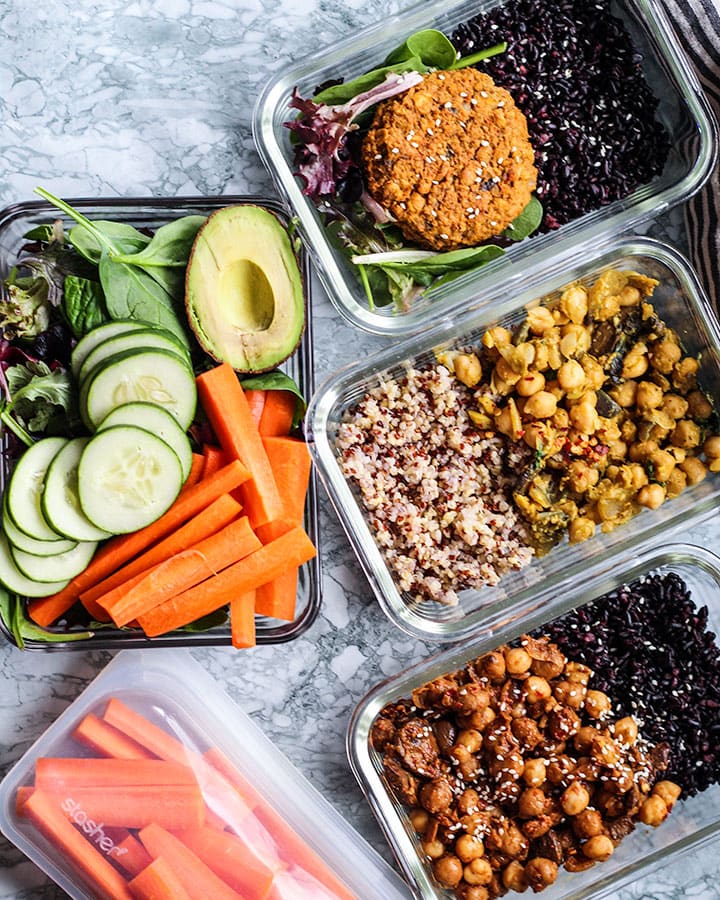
[0,0,719,897]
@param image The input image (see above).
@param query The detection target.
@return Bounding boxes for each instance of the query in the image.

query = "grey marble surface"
[0,0,719,897]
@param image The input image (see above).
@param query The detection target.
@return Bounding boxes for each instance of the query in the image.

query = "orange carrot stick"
[114,832,154,878]
[23,790,134,900]
[201,444,226,479]
[259,391,296,437]
[72,714,157,760]
[79,592,112,624]
[253,521,296,621]
[15,785,33,816]
[244,389,267,429]
[35,758,196,790]
[173,826,275,900]
[84,494,242,612]
[230,591,256,649]
[184,453,205,489]
[106,517,261,627]
[202,749,264,811]
[45,785,204,831]
[27,460,250,627]
[138,526,316,637]
[129,856,192,900]
[197,364,283,528]
[139,823,242,900]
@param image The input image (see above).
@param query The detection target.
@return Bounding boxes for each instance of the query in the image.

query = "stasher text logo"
[60,797,128,858]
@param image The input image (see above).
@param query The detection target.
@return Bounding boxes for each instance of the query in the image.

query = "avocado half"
[185,205,305,373]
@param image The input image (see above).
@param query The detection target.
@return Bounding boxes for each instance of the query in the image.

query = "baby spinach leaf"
[452,41,508,70]
[385,29,457,70]
[240,370,307,427]
[68,221,150,265]
[501,195,543,241]
[0,589,94,648]
[313,59,428,105]
[110,215,206,268]
[63,274,108,337]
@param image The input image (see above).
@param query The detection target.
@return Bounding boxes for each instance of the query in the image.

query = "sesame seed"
[480,140,490,147]
[374,154,381,160]
[391,147,399,154]
[497,100,505,108]
[480,91,488,98]
[440,233,449,239]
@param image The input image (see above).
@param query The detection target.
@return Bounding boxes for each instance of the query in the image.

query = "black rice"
[534,572,720,797]
[452,0,671,231]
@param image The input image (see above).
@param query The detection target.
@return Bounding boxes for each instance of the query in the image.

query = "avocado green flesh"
[186,205,304,373]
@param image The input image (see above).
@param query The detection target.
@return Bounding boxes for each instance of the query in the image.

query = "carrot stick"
[27,460,250,627]
[139,823,242,900]
[173,826,275,900]
[230,591,256,649]
[15,785,33,816]
[129,856,192,900]
[114,833,154,878]
[202,749,264,812]
[138,526,316,637]
[23,789,134,900]
[106,517,261,627]
[262,437,311,524]
[35,758,196,790]
[201,444,226,479]
[197,364,283,528]
[259,391,296,438]
[184,453,205,489]
[84,494,242,612]
[44,785,205,830]
[253,521,296,621]
[79,592,112,624]
[72,714,157,760]
[244,389,267,429]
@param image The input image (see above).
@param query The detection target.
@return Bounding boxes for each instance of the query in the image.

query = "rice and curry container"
[346,541,720,900]
[253,0,717,337]
[0,650,412,900]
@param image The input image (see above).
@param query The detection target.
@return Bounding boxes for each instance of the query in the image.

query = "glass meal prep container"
[0,195,322,651]
[306,233,720,643]
[253,0,717,338]
[347,540,720,900]
[0,649,412,900]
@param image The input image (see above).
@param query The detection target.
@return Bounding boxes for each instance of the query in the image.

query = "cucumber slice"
[97,402,193,481]
[80,349,197,431]
[0,531,70,597]
[78,425,183,533]
[71,320,149,380]
[2,498,77,556]
[10,539,97,583]
[42,438,113,541]
[6,437,68,542]
[78,327,191,387]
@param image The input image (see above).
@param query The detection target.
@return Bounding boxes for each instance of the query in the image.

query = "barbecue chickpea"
[582,835,615,861]
[454,353,482,388]
[524,857,559,891]
[670,419,701,449]
[523,390,557,419]
[612,380,637,408]
[653,780,682,810]
[524,676,552,704]
[561,782,590,816]
[456,834,485,863]
[457,788,480,816]
[649,339,682,374]
[463,858,494,886]
[636,380,664,412]
[591,734,620,766]
[457,888,490,900]
[639,794,669,826]
[459,685,491,714]
[527,305,555,334]
[467,706,496,731]
[574,726,599,753]
[420,778,453,814]
[619,285,641,306]
[666,467,687,498]
[516,371,546,397]
[560,285,589,324]
[505,646,532,675]
[553,679,587,707]
[557,359,585,392]
[566,661,592,685]
[704,435,720,459]
[679,455,707,485]
[661,393,689,420]
[502,860,528,892]
[613,716,639,745]
[572,808,604,840]
[410,808,430,832]
[637,483,666,510]
[650,448,675,483]
[456,729,483,754]
[478,651,506,682]
[673,356,699,390]
[422,838,445,859]
[518,787,552,818]
[433,854,464,887]
[584,690,611,718]
[522,758,547,787]
[687,389,712,420]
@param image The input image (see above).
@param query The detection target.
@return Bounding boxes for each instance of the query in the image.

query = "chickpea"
[422,838,445,860]
[572,808,604,840]
[557,359,585,392]
[456,729,483,754]
[461,812,490,836]
[613,716,639,745]
[433,854,464,888]
[569,402,599,435]
[527,305,555,335]
[459,684,491,715]
[704,435,720,459]
[457,788,480,816]
[582,356,607,391]
[457,888,489,900]
[454,745,481,781]
[501,823,529,858]
[478,650,506,682]
[666,466,687,498]
[515,371,545,398]
[456,834,485,863]
[673,356,699,391]
[680,455,707,486]
[467,706,496,732]
[546,755,576,786]
[482,325,512,350]
[495,357,522,385]
[650,448,676,483]
[591,734,620,766]
[561,782,591,816]
[638,794,669,826]
[463,858,494,886]
[560,284,589,324]
[523,390,557,419]
[612,380,637,408]
[637,483,666,510]
[545,378,565,402]
[420,778,453,814]
[670,419,701,449]
[453,353,482,387]
[502,860,528,892]
[619,285,641,306]
[661,393,689,420]
[687,389,713,420]
[495,403,523,440]
[553,679,587,708]
[635,380,664,411]
[524,676,552,704]
[505,646,532,675]
[566,516,594,544]
[649,339,682,374]
[653,780,682,810]
[560,324,591,358]
[607,439,628,461]
[524,857,559,891]
[523,758,547,787]
[584,690,611,719]
[518,787,552,818]
[582,835,615,861]
[622,345,649,379]
[566,661,593,685]
[621,419,637,443]
[566,460,600,494]
[629,439,659,463]
[410,808,430,833]
[574,726,599,754]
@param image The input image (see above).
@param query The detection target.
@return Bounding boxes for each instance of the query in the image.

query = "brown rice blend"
[336,363,534,606]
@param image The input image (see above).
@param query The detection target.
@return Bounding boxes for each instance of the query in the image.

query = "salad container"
[0,196,321,651]
[0,649,412,900]
[347,541,720,900]
[253,0,717,337]
[307,234,720,643]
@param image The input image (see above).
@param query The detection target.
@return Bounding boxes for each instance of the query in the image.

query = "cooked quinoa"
[336,363,534,606]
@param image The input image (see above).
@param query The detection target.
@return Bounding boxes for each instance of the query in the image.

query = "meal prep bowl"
[253,0,717,337]
[0,649,412,900]
[307,234,720,643]
[0,195,321,651]
[347,540,720,900]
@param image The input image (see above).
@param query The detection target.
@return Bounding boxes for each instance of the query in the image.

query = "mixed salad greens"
[287,28,543,310]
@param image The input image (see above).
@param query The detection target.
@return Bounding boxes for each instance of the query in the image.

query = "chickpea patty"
[362,69,537,250]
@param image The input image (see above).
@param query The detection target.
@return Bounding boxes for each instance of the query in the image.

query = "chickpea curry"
[440,268,720,553]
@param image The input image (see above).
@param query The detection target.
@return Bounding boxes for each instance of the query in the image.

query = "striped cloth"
[663,0,720,314]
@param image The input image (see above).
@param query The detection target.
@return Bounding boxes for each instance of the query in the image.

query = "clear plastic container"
[307,234,720,642]
[347,541,720,900]
[0,196,321,651]
[0,649,412,900]
[253,0,717,337]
